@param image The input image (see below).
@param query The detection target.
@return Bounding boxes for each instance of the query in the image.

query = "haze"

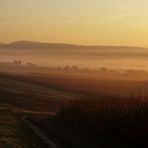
[2,1,148,148]
[1,0,148,47]
[1,0,148,71]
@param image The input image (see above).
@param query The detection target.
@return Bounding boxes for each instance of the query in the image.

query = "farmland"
[0,73,148,147]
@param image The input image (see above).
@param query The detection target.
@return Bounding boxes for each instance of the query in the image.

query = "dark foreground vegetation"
[33,96,148,148]
[0,73,148,147]
[0,109,46,148]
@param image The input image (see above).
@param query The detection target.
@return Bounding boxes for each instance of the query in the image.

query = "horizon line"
[0,40,147,49]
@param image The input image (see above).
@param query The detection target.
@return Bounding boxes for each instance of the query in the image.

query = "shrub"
[55,96,148,147]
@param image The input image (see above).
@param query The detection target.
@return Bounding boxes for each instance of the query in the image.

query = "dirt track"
[23,118,62,148]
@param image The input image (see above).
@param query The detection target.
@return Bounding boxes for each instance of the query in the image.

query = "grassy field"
[0,73,148,147]
[0,76,77,112]
[2,72,148,96]
[0,109,48,148]
[0,75,79,147]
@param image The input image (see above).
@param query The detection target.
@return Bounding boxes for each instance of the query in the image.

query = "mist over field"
[0,41,148,71]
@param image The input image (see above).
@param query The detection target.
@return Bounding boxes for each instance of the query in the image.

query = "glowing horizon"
[1,0,148,47]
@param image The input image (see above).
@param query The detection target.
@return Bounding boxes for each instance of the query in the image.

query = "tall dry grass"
[55,95,148,147]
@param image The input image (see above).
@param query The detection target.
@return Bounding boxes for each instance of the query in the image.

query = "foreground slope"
[0,76,76,113]
[0,76,79,147]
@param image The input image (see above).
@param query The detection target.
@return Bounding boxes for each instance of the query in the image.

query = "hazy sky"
[1,0,148,47]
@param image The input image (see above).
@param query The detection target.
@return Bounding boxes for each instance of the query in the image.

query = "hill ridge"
[0,40,147,49]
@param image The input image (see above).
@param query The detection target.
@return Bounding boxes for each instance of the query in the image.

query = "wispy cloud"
[16,17,37,24]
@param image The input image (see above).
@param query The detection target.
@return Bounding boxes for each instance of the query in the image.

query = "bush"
[55,96,148,147]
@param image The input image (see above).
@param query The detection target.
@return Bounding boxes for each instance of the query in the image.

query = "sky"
[1,0,148,47]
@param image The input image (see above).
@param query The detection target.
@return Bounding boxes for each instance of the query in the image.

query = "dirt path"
[23,118,62,148]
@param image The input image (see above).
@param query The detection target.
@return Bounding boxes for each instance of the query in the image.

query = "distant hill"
[0,41,81,49]
[0,43,5,47]
[0,40,147,50]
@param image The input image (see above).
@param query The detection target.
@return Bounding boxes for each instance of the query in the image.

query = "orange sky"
[1,0,148,47]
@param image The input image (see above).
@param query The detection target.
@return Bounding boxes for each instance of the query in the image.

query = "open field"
[2,72,148,96]
[0,73,148,147]
[0,75,78,112]
[0,74,79,147]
